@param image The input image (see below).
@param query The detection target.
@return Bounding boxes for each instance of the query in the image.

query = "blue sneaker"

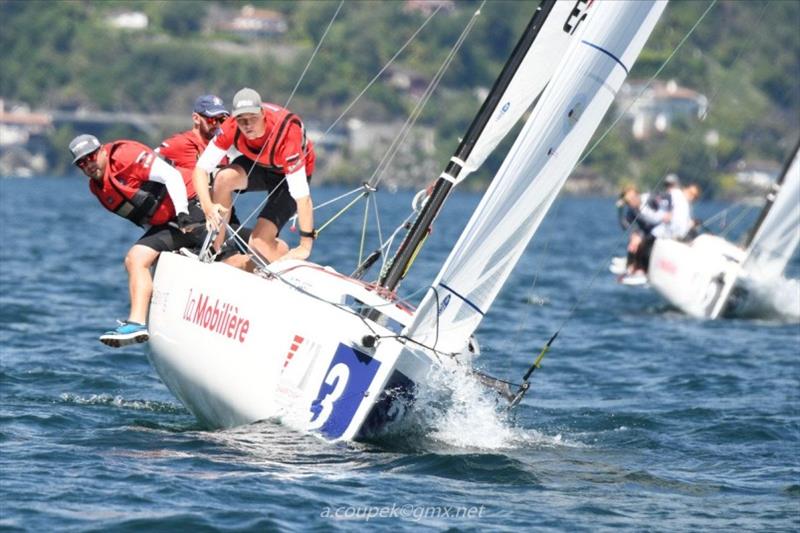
[99,320,149,348]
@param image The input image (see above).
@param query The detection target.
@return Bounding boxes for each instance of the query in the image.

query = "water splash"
[729,275,800,321]
[382,361,571,451]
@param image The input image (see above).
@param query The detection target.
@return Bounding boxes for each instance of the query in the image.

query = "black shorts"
[230,155,311,233]
[135,200,207,253]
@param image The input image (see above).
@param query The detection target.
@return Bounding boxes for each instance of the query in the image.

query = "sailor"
[192,87,316,268]
[69,134,206,347]
[617,184,666,275]
[651,183,701,240]
[156,94,229,170]
[156,94,250,256]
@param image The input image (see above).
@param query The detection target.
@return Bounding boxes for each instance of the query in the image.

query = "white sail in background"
[460,0,595,176]
[743,148,800,278]
[406,0,667,355]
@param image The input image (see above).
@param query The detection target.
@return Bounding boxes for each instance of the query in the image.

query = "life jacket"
[233,104,308,172]
[89,141,190,227]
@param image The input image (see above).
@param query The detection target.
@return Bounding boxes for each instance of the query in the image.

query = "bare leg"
[250,218,289,263]
[124,244,160,324]
[211,165,247,250]
[222,253,253,270]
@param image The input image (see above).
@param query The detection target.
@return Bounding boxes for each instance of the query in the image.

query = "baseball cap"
[664,173,680,186]
[68,134,101,164]
[232,88,262,117]
[194,94,228,117]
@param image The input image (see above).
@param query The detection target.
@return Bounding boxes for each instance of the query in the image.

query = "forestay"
[743,146,800,278]
[405,0,667,355]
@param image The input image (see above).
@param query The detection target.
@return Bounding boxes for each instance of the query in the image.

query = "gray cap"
[231,88,262,116]
[69,134,101,164]
[664,173,680,186]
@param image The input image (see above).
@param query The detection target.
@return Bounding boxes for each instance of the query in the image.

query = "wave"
[58,393,185,414]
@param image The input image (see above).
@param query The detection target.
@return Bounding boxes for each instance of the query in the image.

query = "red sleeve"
[158,131,204,170]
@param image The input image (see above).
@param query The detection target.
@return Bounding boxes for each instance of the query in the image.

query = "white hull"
[147,253,437,441]
[647,234,791,319]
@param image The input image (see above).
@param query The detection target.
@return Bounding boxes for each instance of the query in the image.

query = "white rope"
[322,5,444,137]
[285,0,345,109]
[367,3,486,189]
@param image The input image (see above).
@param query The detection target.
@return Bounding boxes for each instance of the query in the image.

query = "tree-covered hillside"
[1,0,798,196]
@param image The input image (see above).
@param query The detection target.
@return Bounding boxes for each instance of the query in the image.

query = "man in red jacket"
[69,134,206,347]
[156,94,228,170]
[193,87,316,267]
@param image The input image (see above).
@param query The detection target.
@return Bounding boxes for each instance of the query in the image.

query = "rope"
[322,5,444,137]
[367,3,486,189]
[284,0,345,109]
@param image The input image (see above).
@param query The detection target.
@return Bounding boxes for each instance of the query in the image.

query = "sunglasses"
[201,114,228,126]
[75,151,98,169]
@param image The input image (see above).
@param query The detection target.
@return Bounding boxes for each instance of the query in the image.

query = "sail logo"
[494,101,511,122]
[563,0,592,35]
[438,294,451,315]
[182,289,250,343]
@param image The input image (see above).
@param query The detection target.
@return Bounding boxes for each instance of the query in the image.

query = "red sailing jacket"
[214,103,315,175]
[89,140,195,227]
[157,130,208,170]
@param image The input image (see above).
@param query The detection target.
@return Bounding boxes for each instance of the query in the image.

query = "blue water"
[1,178,798,531]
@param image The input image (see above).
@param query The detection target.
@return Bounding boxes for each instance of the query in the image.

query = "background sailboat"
[648,140,800,319]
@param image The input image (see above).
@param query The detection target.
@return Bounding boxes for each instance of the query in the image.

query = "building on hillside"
[106,11,148,30]
[730,158,782,190]
[216,5,288,37]
[404,0,455,16]
[617,79,708,140]
[0,100,52,177]
[386,66,429,101]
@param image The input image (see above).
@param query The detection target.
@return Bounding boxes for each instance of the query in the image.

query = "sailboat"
[648,140,800,319]
[146,0,667,441]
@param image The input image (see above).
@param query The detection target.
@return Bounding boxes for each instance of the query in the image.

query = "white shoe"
[609,257,627,276]
[619,272,648,286]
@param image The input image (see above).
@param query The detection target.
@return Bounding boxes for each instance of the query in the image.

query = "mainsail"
[742,142,800,278]
[379,0,595,290]
[405,0,667,355]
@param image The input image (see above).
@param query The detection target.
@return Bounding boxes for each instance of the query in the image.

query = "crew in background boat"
[193,87,316,268]
[635,182,701,276]
[68,134,206,347]
[650,181,701,240]
[616,184,665,279]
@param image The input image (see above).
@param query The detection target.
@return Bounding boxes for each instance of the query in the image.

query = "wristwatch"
[298,228,317,239]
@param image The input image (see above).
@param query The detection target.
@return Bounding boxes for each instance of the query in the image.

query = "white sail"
[460,0,596,176]
[405,0,667,355]
[743,148,800,278]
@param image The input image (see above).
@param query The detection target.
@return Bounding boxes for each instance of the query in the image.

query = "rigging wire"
[321,5,444,138]
[284,0,345,109]
[367,2,487,189]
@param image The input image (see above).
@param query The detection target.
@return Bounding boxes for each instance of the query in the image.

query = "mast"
[743,138,800,248]
[378,0,558,291]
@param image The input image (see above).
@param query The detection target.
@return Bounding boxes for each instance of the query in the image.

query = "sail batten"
[405,0,668,355]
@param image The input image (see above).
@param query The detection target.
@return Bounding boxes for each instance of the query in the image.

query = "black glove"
[176,212,192,232]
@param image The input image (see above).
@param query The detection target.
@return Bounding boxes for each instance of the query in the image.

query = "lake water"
[1,177,798,531]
